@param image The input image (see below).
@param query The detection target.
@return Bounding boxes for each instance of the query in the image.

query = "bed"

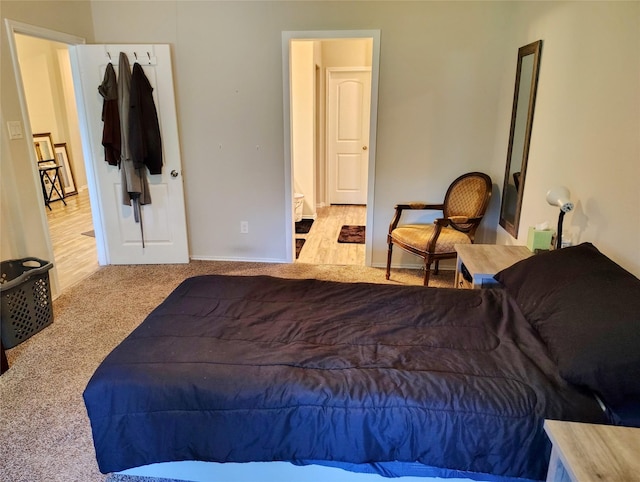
[83,243,640,481]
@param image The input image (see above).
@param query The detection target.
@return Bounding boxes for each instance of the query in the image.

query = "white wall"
[14,34,87,190]
[494,1,640,275]
[322,39,372,69]
[291,40,316,219]
[2,1,639,279]
[56,48,87,191]
[88,0,517,266]
[19,49,58,140]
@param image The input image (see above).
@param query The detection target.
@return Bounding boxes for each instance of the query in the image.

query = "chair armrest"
[395,202,444,211]
[389,203,444,234]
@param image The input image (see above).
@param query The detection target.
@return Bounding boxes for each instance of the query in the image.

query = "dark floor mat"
[295,219,314,234]
[337,225,365,244]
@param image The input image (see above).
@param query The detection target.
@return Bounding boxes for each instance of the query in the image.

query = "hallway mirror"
[499,40,542,238]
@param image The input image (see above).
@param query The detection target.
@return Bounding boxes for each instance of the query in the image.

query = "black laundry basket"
[1,257,54,349]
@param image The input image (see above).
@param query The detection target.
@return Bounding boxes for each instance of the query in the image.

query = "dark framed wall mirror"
[499,40,543,238]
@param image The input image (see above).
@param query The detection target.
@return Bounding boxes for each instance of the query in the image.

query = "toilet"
[293,193,304,222]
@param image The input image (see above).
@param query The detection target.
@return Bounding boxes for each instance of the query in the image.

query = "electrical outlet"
[240,221,249,234]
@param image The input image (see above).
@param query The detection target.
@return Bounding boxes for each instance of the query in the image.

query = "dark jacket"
[98,63,121,166]
[129,63,163,174]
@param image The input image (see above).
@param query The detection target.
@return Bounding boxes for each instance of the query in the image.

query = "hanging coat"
[118,52,151,208]
[98,63,120,166]
[129,63,163,175]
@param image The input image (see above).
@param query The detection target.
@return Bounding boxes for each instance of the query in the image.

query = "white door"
[69,44,188,264]
[327,69,371,205]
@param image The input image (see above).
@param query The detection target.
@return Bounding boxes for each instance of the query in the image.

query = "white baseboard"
[189,255,287,264]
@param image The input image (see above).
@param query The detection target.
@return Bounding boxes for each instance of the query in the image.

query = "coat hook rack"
[104,49,156,66]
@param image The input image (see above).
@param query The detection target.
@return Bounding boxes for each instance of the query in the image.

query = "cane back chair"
[386,172,492,286]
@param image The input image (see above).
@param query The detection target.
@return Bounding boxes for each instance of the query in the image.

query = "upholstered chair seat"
[391,224,473,254]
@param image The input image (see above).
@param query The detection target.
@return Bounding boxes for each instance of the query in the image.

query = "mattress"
[84,275,607,479]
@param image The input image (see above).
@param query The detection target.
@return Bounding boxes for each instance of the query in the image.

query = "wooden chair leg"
[386,242,393,280]
[423,260,432,286]
[434,260,440,275]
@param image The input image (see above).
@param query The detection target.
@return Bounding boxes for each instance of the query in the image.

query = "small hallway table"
[39,163,67,210]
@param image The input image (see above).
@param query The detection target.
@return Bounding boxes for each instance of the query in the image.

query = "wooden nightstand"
[544,419,640,482]
[454,244,532,289]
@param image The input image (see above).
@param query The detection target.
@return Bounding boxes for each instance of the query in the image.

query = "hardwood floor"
[46,195,365,292]
[45,190,99,291]
[295,204,366,266]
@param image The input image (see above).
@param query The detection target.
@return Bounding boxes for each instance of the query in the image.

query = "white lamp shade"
[546,186,574,213]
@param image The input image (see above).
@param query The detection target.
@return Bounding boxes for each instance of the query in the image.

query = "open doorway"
[284,31,380,266]
[9,26,99,291]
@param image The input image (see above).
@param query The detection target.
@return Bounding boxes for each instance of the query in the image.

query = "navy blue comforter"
[83,275,607,479]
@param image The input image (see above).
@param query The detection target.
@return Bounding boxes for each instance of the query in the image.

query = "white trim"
[4,19,85,45]
[282,30,381,265]
[189,255,287,264]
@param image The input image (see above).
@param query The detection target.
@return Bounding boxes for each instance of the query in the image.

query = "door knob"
[170,170,179,178]
[362,146,368,150]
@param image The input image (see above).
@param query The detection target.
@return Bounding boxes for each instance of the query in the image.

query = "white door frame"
[4,19,105,296]
[282,30,381,264]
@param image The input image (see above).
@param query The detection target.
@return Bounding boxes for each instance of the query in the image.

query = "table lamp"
[546,186,574,249]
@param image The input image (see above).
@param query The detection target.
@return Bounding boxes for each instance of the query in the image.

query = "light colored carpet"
[0,261,453,482]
